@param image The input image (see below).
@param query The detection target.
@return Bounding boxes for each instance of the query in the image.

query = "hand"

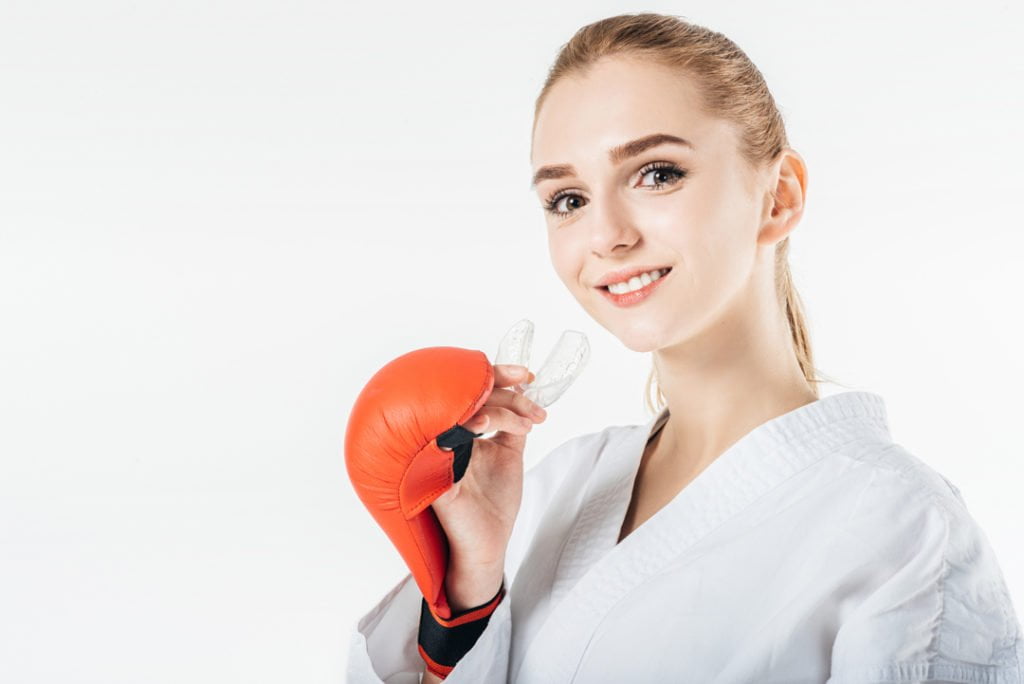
[431,363,547,569]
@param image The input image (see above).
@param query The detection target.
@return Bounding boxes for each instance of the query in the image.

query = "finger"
[493,364,535,389]
[465,405,533,436]
[480,386,546,423]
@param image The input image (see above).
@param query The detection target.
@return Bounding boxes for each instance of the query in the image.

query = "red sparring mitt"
[345,346,505,679]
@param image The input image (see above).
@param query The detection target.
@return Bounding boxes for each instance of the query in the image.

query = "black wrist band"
[417,581,506,679]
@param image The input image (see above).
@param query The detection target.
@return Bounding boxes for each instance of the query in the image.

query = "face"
[531,56,777,353]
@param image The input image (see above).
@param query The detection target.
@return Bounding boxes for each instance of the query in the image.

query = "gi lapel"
[512,391,889,684]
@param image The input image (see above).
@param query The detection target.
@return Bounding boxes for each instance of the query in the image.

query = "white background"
[1,1,1022,682]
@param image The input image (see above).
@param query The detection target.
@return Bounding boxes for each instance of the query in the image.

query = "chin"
[598,320,669,353]
[619,337,664,354]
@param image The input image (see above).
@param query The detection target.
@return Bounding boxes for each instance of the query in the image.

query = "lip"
[598,267,672,308]
[595,265,672,288]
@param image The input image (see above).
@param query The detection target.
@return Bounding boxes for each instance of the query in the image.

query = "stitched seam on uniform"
[842,659,1005,682]
[632,418,889,568]
[531,402,885,679]
[637,434,891,589]
[558,431,622,554]
[550,429,628,597]
[1016,630,1024,682]
[836,441,970,673]
[860,459,1016,675]
[870,443,1007,651]
[855,442,959,507]
[757,417,891,474]
[992,575,1019,666]
[558,408,888,681]
[929,505,951,672]
[836,441,976,526]
[571,426,890,676]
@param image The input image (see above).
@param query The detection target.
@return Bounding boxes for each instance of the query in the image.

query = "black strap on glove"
[417,580,506,679]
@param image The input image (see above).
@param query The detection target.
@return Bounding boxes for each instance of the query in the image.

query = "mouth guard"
[493,318,589,409]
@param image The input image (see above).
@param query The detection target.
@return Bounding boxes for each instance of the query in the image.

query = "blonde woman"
[347,13,1022,683]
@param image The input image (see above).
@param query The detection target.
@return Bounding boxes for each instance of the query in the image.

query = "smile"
[598,267,672,308]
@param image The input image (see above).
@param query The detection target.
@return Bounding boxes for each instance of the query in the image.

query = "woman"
[347,13,1023,683]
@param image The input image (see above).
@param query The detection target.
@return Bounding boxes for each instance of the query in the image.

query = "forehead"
[531,56,732,167]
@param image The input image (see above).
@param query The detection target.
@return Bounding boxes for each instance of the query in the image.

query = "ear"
[757,148,807,247]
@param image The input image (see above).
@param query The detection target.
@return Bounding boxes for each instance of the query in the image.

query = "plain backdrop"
[1,1,1022,682]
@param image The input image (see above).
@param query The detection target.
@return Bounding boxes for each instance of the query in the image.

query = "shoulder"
[834,438,967,509]
[830,439,1013,573]
[834,439,1011,594]
[829,441,1023,676]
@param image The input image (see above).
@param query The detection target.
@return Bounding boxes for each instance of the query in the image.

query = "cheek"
[645,193,717,272]
[547,233,579,289]
[652,188,752,297]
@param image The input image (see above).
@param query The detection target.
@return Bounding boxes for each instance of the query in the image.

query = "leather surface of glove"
[345,345,493,621]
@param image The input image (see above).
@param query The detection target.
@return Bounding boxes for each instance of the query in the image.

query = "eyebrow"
[530,132,694,188]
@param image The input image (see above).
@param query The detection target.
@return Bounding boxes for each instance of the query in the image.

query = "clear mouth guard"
[493,318,590,409]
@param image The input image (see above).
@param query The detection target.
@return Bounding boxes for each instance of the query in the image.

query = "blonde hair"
[530,12,830,415]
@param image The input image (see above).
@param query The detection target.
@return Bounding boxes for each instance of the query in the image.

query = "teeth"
[607,268,668,295]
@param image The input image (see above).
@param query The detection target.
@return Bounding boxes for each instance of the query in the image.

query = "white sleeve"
[826,491,1024,684]
[346,570,513,684]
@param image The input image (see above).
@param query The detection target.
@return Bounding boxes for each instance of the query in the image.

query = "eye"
[637,161,687,190]
[541,162,688,218]
[542,190,586,218]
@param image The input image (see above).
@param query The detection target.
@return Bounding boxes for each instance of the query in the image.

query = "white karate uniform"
[347,390,1024,683]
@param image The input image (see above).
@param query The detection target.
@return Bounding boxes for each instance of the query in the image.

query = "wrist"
[418,574,506,680]
[445,562,505,613]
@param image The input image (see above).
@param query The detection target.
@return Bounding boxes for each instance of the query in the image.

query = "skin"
[530,54,818,534]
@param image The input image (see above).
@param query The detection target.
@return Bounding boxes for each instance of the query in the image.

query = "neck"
[650,268,817,471]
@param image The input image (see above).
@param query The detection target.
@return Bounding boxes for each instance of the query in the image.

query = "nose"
[587,193,642,257]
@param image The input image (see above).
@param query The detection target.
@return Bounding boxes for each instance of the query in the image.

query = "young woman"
[347,13,1022,683]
